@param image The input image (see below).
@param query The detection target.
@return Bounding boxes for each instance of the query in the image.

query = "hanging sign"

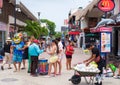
[0,0,3,9]
[101,32,111,53]
[98,0,115,12]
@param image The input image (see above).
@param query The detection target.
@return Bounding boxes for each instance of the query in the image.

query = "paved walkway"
[0,48,120,85]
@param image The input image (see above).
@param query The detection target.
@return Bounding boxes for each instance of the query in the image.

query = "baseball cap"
[33,39,39,44]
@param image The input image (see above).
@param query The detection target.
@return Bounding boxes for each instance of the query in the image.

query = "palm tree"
[24,20,50,38]
[24,20,42,38]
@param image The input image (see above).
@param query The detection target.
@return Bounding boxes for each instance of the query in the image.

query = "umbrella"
[95,19,116,29]
[68,31,80,35]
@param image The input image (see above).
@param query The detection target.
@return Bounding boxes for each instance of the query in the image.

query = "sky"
[20,0,93,31]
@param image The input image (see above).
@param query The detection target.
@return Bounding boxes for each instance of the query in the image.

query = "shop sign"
[90,27,112,32]
[99,27,112,32]
[98,0,115,12]
[101,32,111,52]
[0,0,3,9]
[0,22,6,31]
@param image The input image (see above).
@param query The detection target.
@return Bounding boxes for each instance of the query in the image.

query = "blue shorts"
[12,54,22,63]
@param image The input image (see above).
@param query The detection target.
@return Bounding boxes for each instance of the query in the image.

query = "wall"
[114,0,120,15]
[81,18,88,29]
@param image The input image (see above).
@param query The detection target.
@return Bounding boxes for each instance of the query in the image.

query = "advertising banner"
[101,32,111,53]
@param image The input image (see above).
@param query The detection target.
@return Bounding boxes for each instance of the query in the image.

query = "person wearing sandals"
[65,41,74,70]
[21,39,29,70]
[56,37,64,75]
[1,37,12,70]
[46,40,59,77]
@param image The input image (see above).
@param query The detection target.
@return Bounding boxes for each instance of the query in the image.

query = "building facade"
[0,0,37,48]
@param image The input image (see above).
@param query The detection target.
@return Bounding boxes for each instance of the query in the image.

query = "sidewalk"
[0,48,120,85]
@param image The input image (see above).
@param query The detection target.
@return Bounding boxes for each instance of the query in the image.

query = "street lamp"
[38,12,41,24]
[14,0,20,34]
[14,0,17,33]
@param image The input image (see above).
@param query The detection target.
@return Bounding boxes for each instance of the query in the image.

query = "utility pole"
[38,12,41,24]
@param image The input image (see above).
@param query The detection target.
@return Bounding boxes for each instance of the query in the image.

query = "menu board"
[101,32,111,53]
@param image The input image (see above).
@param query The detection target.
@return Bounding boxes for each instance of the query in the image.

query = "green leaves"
[24,20,49,38]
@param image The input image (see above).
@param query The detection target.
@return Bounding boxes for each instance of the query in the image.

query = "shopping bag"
[49,55,58,63]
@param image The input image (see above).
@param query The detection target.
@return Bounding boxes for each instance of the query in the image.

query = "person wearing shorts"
[65,41,74,70]
[12,41,24,72]
[1,38,12,70]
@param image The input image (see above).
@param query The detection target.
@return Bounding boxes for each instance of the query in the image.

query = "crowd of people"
[1,34,120,82]
[0,35,75,77]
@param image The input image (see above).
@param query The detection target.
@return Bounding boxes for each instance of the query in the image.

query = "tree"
[41,19,56,35]
[40,27,49,36]
[54,32,62,38]
[24,20,48,38]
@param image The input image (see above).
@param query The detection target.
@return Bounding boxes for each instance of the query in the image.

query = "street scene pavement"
[0,48,120,85]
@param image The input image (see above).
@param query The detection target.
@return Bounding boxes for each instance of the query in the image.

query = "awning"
[68,31,80,35]
[90,27,112,33]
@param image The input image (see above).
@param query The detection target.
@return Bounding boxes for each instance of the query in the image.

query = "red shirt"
[65,45,74,55]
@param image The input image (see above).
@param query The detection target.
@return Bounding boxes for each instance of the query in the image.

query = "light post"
[38,12,41,24]
[14,0,21,34]
[14,0,17,33]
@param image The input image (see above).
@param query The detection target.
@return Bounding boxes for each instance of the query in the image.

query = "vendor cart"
[69,69,100,85]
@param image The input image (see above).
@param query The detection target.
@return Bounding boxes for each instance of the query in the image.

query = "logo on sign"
[98,0,115,12]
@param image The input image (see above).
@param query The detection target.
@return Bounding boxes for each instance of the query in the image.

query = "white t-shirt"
[58,41,64,57]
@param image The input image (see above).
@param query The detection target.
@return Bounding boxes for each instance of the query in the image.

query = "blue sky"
[20,0,92,31]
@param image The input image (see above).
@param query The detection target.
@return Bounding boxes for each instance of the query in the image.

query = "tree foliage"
[54,32,62,38]
[24,20,48,38]
[41,19,56,35]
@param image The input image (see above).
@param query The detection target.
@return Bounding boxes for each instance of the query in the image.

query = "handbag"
[49,55,58,63]
[94,56,101,63]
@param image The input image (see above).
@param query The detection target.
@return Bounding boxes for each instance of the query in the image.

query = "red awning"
[68,31,80,35]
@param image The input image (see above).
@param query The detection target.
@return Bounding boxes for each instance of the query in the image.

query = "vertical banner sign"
[101,32,111,53]
[0,0,3,9]
[98,0,115,12]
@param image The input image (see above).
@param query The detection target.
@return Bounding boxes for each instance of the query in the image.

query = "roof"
[78,0,99,20]
[9,0,37,21]
[70,0,99,21]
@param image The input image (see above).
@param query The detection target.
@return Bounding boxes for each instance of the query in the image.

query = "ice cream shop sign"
[98,0,115,12]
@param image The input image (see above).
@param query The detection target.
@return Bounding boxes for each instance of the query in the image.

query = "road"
[0,48,120,85]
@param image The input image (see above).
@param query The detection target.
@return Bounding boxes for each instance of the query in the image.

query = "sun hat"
[33,39,39,44]
[6,37,12,42]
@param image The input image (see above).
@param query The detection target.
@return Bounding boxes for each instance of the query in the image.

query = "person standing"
[27,36,35,73]
[56,37,64,75]
[46,40,59,77]
[21,39,29,70]
[29,39,44,77]
[1,37,12,70]
[65,41,74,70]
[12,40,24,72]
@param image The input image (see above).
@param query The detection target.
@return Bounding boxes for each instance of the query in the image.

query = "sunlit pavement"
[0,48,120,85]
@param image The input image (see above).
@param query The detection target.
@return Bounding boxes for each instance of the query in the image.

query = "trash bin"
[38,59,48,75]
